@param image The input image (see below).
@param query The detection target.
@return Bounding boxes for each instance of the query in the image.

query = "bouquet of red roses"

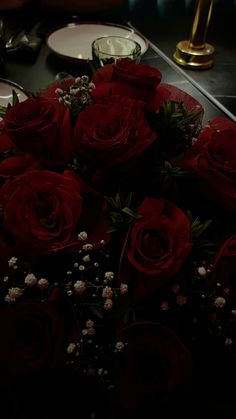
[0,58,236,419]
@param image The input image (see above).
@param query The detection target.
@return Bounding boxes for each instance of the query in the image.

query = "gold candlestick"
[173,0,215,69]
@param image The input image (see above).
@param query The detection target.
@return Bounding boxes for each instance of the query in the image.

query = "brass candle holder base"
[173,40,214,69]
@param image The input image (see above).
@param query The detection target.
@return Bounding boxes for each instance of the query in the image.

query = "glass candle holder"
[92,35,141,69]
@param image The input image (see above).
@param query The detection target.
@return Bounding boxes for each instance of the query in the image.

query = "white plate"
[46,23,148,61]
[0,78,28,108]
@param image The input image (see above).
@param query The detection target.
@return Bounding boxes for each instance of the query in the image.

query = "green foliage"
[156,99,203,155]
[189,213,212,240]
[105,192,141,232]
[0,89,19,119]
[0,105,6,119]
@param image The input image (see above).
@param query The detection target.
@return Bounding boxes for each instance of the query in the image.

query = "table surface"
[1,11,235,125]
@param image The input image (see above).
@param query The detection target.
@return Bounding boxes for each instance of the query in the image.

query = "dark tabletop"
[131,10,236,121]
[0,8,235,125]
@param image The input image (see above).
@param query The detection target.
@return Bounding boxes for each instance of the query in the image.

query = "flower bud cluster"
[55,75,95,116]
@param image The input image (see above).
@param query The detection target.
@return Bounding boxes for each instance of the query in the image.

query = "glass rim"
[92,35,142,58]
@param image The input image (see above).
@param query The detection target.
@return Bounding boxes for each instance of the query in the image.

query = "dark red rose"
[113,321,192,413]
[0,287,80,375]
[121,198,192,300]
[2,95,73,165]
[74,95,156,172]
[0,121,13,152]
[182,117,236,211]
[0,169,108,257]
[92,58,162,111]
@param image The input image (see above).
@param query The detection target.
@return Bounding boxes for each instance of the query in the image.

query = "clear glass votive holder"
[92,35,142,69]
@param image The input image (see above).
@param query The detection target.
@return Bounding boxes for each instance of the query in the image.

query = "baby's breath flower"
[74,280,86,295]
[78,231,88,241]
[214,297,226,308]
[120,283,128,295]
[102,286,113,299]
[104,272,114,282]
[67,343,76,354]
[5,294,15,303]
[55,87,64,95]
[104,298,113,310]
[81,75,89,83]
[5,287,23,303]
[225,337,233,347]
[197,266,207,277]
[82,243,93,251]
[86,319,94,329]
[24,273,37,286]
[82,328,94,336]
[115,341,125,352]
[70,87,81,95]
[38,278,49,290]
[83,255,90,263]
[8,256,18,268]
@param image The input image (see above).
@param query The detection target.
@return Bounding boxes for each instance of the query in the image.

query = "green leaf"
[12,89,19,106]
[88,304,104,319]
[0,105,7,118]
[121,207,141,220]
[190,216,212,240]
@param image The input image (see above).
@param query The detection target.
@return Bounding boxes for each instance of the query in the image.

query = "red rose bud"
[92,58,162,112]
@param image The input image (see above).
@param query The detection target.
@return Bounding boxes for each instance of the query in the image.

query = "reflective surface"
[0,78,28,107]
[92,35,141,68]
[131,13,236,119]
[46,23,148,61]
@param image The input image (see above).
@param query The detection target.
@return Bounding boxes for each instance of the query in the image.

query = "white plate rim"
[46,22,149,62]
[0,78,30,107]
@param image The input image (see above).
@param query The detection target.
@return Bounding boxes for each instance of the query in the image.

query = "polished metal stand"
[173,0,214,69]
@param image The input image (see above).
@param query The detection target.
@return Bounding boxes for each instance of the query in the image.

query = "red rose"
[2,96,73,165]
[0,288,79,375]
[113,321,192,413]
[0,169,108,257]
[92,58,162,111]
[182,117,236,211]
[74,95,156,173]
[121,198,192,300]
